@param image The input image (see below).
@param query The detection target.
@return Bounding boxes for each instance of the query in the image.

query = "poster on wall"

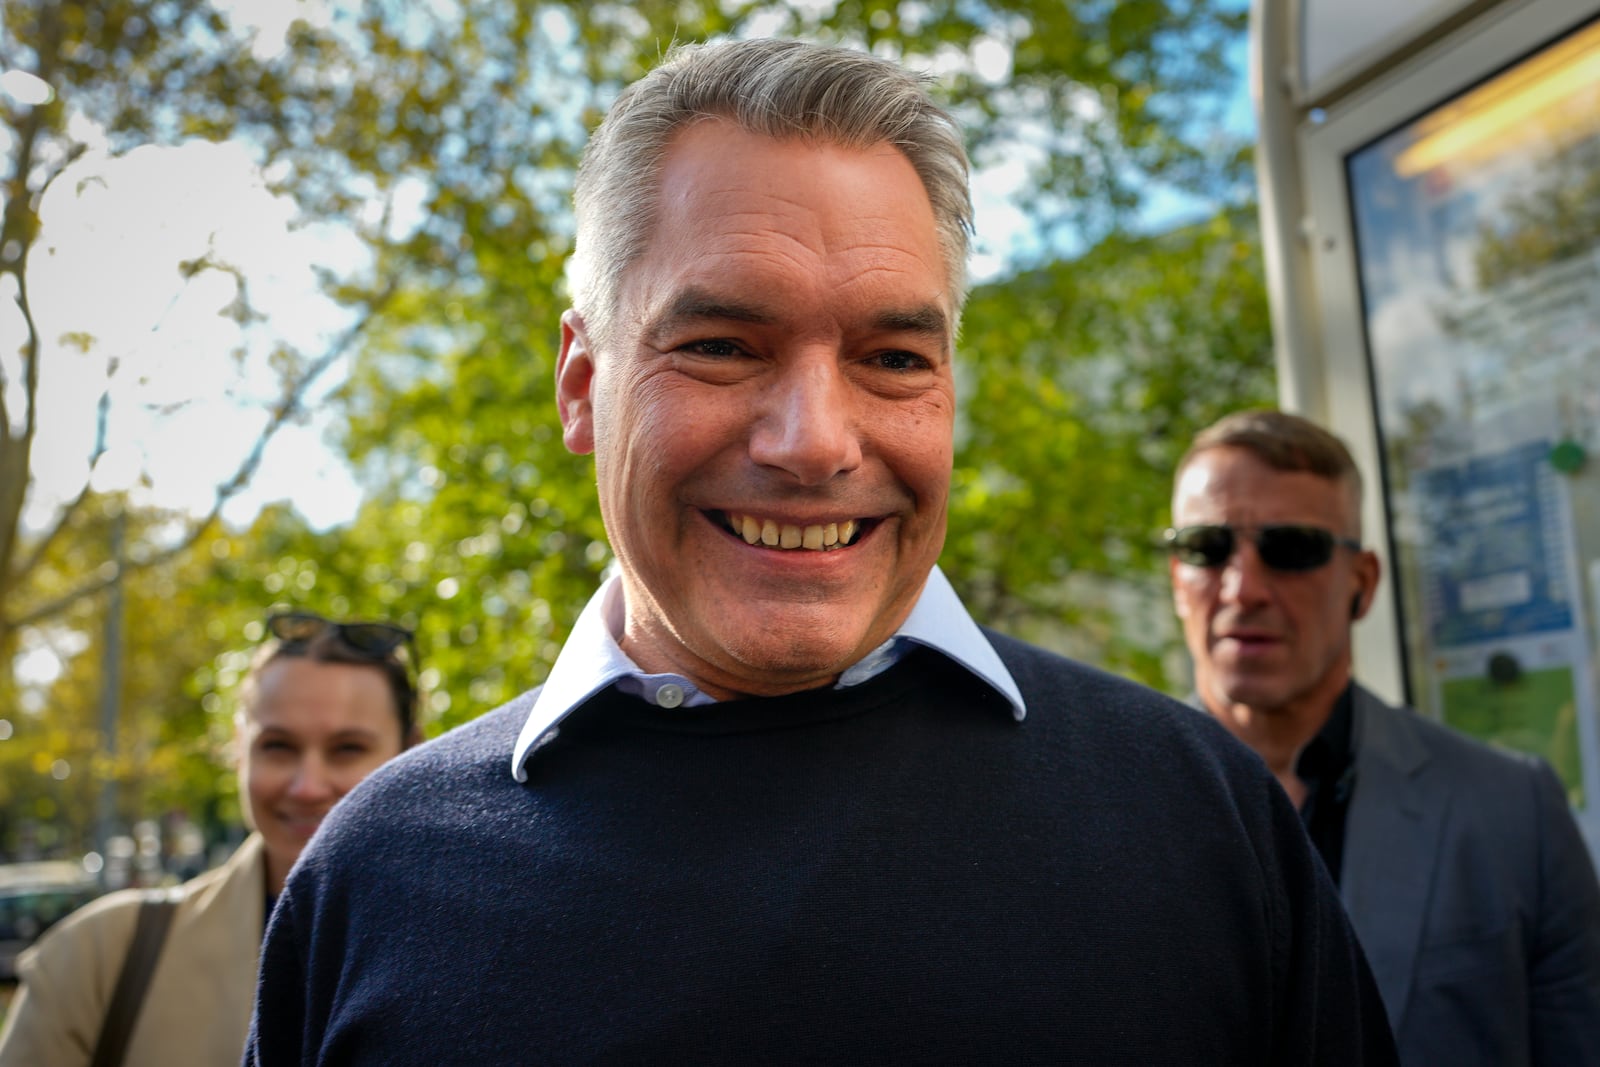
[1346,18,1600,808]
[1412,439,1587,800]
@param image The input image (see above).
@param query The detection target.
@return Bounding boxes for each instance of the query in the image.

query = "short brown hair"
[1176,410,1367,540]
[1178,409,1363,495]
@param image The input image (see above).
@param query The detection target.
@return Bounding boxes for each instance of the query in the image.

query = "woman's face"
[237,657,408,894]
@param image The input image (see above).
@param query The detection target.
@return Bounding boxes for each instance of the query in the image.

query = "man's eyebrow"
[643,288,950,348]
[874,305,949,343]
[644,288,776,341]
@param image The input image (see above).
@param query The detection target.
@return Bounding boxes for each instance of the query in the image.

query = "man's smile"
[714,510,869,551]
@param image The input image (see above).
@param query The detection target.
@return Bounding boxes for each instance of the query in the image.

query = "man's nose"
[1218,540,1274,607]
[748,357,863,486]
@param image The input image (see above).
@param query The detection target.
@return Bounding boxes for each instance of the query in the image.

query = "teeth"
[724,513,862,551]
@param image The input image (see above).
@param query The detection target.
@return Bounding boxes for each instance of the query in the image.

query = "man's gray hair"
[568,37,973,346]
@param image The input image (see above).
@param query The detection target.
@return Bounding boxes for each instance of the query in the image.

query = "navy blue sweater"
[249,634,1396,1064]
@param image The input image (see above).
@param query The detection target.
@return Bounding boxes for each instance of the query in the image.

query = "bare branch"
[11,359,118,580]
[16,270,42,442]
[0,279,18,433]
[16,245,250,572]
[0,267,43,592]
[3,281,398,634]
[0,124,84,434]
[38,140,89,199]
[0,4,78,598]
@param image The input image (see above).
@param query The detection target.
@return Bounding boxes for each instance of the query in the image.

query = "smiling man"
[1168,409,1600,1067]
[248,41,1396,1065]
[559,119,956,699]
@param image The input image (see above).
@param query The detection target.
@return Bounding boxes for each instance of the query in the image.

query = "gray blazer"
[1341,684,1600,1067]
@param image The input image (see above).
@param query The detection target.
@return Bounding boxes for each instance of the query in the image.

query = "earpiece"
[1349,593,1363,620]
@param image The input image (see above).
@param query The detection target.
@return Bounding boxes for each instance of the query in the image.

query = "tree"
[264,0,1254,717]
[0,495,276,860]
[3,0,1262,856]
[0,2,393,654]
[948,207,1275,689]
[0,2,416,860]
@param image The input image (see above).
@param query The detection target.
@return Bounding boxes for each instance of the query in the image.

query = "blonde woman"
[0,613,422,1067]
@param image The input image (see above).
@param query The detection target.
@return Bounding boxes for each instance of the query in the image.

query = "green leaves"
[950,208,1273,685]
[2,0,1268,858]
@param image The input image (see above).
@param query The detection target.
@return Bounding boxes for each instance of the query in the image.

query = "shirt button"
[656,683,685,709]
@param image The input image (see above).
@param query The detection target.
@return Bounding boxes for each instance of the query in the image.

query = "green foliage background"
[0,0,1272,860]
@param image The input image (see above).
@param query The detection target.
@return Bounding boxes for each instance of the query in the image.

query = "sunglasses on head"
[1164,524,1361,572]
[266,611,415,659]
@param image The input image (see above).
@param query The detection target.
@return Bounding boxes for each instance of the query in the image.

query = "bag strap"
[90,893,179,1067]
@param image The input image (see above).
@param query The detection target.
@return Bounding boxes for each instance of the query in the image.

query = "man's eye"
[681,339,743,358]
[872,350,932,372]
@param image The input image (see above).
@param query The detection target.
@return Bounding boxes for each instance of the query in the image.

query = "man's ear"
[1350,547,1382,622]
[557,309,596,456]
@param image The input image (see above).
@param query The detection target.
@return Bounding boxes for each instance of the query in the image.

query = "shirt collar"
[511,565,1025,780]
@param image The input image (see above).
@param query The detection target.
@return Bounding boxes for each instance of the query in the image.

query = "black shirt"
[1294,684,1357,884]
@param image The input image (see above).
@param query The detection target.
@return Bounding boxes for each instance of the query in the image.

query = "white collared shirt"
[511,565,1025,780]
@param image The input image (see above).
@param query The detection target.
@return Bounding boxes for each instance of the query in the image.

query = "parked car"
[0,861,104,983]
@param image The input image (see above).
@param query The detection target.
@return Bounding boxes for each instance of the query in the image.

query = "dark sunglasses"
[266,611,416,660]
[1164,524,1361,572]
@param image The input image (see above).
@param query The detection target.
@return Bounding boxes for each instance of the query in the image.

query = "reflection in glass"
[1347,18,1600,807]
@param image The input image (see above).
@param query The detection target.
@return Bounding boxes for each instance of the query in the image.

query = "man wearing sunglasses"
[1168,408,1600,1067]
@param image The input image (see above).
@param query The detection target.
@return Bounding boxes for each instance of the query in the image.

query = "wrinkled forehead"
[655,125,951,282]
[627,122,954,331]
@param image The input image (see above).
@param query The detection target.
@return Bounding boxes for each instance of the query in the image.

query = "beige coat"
[0,834,267,1067]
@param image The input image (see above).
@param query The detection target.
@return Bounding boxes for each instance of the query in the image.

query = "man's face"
[1169,447,1380,721]
[557,119,956,699]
